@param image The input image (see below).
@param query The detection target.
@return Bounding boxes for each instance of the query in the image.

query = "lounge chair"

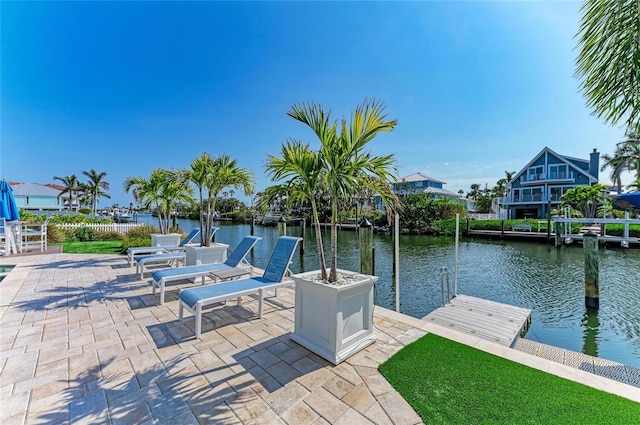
[151,235,262,304]
[126,228,217,267]
[135,228,226,279]
[178,236,301,338]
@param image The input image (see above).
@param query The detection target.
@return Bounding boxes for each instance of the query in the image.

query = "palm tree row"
[53,169,111,215]
[124,154,254,245]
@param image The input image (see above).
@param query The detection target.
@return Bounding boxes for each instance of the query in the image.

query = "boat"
[612,191,640,212]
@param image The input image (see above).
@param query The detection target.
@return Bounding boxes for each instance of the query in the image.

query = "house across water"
[504,147,600,219]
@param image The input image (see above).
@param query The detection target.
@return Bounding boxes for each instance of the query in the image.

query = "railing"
[520,172,574,184]
[55,223,146,234]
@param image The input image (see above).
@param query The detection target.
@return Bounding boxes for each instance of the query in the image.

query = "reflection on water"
[582,309,600,358]
[138,215,640,367]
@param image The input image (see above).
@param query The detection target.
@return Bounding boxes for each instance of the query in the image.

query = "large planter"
[151,233,181,247]
[290,269,377,365]
[185,244,229,266]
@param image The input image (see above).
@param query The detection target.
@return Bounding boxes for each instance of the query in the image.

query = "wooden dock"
[422,294,532,347]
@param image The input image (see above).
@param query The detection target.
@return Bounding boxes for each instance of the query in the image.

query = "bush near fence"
[604,224,640,238]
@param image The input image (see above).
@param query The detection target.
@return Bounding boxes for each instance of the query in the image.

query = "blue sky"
[0,1,630,207]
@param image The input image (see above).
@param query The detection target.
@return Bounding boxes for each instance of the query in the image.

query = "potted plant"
[262,99,398,364]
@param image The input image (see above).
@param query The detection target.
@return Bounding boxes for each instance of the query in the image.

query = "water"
[138,214,640,367]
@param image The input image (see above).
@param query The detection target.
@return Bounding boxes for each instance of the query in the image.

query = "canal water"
[140,215,640,367]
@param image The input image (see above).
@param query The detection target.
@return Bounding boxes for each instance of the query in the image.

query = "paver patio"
[1,253,638,424]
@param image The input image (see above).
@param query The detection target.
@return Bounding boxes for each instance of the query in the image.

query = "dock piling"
[583,230,599,310]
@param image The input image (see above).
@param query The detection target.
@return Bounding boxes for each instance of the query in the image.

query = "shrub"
[125,225,158,239]
[75,226,96,242]
[431,219,460,236]
[78,208,92,215]
[46,224,65,243]
[120,237,152,253]
[605,224,640,237]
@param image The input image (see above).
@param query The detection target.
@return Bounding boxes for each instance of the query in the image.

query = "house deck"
[422,294,532,347]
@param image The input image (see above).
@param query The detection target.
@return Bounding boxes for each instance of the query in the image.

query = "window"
[527,166,544,181]
[548,164,568,180]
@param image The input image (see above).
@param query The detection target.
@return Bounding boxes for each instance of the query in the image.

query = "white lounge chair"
[178,236,301,338]
[126,228,216,267]
[151,235,262,304]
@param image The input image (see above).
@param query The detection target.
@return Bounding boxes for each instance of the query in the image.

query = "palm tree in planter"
[177,153,254,246]
[265,99,398,364]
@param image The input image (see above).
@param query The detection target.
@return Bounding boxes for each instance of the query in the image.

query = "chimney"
[589,148,599,180]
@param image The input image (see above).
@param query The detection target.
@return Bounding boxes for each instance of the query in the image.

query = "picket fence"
[55,223,146,234]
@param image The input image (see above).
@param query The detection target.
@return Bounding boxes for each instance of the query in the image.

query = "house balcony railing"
[503,195,563,204]
[519,172,574,185]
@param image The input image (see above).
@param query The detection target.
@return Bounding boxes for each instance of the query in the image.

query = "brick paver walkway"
[1,253,424,424]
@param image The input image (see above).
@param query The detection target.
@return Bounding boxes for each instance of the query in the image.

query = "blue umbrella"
[0,180,20,221]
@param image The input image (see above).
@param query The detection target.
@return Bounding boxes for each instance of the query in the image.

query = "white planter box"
[151,233,181,246]
[185,244,229,266]
[290,269,377,365]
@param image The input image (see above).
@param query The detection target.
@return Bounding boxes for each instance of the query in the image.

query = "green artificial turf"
[56,241,123,254]
[378,334,640,425]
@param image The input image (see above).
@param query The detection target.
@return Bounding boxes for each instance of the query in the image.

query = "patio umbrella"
[612,191,640,212]
[0,179,20,221]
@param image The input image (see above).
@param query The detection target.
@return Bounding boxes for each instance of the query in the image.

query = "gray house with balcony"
[504,147,599,219]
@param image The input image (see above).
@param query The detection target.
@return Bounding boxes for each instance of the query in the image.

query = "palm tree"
[266,99,398,283]
[124,169,193,233]
[575,0,640,130]
[560,184,608,218]
[82,169,110,216]
[468,183,481,200]
[177,153,254,246]
[265,141,328,278]
[53,174,81,211]
[601,132,640,192]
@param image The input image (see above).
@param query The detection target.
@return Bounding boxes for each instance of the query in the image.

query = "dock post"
[299,218,305,254]
[250,214,255,236]
[583,230,599,309]
[394,213,400,312]
[359,219,373,275]
[501,220,504,240]
[278,216,286,236]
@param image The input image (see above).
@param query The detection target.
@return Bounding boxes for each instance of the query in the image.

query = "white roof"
[398,172,446,184]
[423,187,459,197]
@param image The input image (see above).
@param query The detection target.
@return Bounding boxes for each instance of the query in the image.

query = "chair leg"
[178,302,184,320]
[160,282,165,305]
[258,288,265,318]
[195,303,202,339]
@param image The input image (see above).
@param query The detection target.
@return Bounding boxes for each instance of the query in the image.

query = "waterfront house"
[504,147,599,219]
[393,172,459,198]
[10,182,66,212]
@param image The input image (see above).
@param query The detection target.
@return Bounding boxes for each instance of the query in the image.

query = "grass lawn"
[379,334,640,425]
[53,241,124,254]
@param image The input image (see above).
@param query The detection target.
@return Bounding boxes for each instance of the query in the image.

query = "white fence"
[55,223,146,234]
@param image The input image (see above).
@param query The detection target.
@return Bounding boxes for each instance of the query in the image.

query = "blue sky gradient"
[0,1,629,206]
